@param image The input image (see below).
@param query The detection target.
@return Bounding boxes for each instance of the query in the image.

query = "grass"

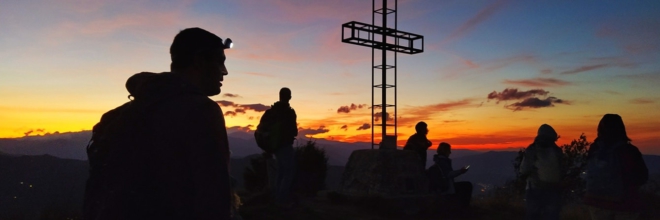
[236,189,660,220]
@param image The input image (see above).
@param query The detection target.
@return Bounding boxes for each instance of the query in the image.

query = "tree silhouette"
[243,140,329,197]
[293,139,328,197]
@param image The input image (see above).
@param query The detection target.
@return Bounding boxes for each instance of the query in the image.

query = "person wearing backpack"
[519,124,564,220]
[403,122,433,169]
[255,87,298,207]
[429,142,471,209]
[584,114,648,220]
[83,28,234,220]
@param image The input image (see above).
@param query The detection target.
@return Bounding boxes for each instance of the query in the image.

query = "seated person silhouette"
[428,142,472,209]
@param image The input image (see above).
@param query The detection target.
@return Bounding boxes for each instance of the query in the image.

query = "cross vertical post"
[341,0,424,149]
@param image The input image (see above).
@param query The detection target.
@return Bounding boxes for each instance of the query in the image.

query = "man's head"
[279,87,292,103]
[415,121,428,135]
[437,142,451,157]
[170,27,230,96]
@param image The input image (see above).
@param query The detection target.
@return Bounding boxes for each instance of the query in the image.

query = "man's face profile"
[197,48,228,96]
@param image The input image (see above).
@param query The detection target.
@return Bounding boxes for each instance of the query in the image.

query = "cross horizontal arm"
[341,21,424,54]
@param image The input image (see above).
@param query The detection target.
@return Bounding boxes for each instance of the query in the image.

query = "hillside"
[2,150,660,219]
[0,154,88,219]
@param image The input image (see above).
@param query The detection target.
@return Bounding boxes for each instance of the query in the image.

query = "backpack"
[585,142,627,201]
[83,100,161,219]
[532,143,564,186]
[427,164,449,193]
[254,107,282,153]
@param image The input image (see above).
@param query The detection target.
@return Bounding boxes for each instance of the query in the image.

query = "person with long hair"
[584,114,648,220]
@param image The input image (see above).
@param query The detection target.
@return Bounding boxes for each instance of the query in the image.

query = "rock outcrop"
[339,149,429,196]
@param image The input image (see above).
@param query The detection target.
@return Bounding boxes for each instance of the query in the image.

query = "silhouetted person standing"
[430,142,471,209]
[584,114,648,220]
[403,121,432,169]
[84,28,233,220]
[260,87,298,206]
[519,124,564,220]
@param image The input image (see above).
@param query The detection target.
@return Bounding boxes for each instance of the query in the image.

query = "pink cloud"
[630,98,654,104]
[561,64,609,75]
[239,0,368,25]
[241,72,276,78]
[356,123,371,131]
[439,0,509,47]
[597,19,660,55]
[503,77,572,87]
[398,99,475,126]
[337,103,368,114]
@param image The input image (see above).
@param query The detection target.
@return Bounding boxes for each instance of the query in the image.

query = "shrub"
[243,140,329,197]
[243,153,270,193]
[293,140,328,197]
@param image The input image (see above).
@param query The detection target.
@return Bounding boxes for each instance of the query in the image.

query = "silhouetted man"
[261,87,298,207]
[84,27,232,220]
[403,121,432,169]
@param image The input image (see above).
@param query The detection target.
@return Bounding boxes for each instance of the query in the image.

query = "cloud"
[298,126,330,137]
[436,135,531,146]
[224,111,237,117]
[541,69,553,74]
[24,128,47,136]
[242,71,276,78]
[487,88,549,103]
[597,19,660,55]
[215,100,270,113]
[227,125,254,133]
[241,104,270,112]
[439,54,535,80]
[630,98,654,104]
[503,77,572,87]
[443,120,465,123]
[604,90,621,95]
[356,123,371,131]
[505,97,569,111]
[561,64,609,74]
[374,112,394,122]
[216,100,236,107]
[337,103,368,114]
[340,125,348,131]
[222,93,241,98]
[398,99,475,126]
[488,88,569,111]
[439,0,508,47]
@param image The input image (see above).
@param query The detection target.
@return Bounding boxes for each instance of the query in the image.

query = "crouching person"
[428,142,472,209]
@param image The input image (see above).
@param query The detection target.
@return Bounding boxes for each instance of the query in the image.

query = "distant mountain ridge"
[2,149,659,218]
[2,130,659,190]
[0,130,482,166]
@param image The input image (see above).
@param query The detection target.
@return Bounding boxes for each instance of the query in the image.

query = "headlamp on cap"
[224,38,233,49]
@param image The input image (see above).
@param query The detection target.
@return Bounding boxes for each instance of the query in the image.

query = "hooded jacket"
[432,154,464,195]
[86,72,231,220]
[583,140,648,212]
[519,124,563,190]
[269,101,298,146]
[403,133,432,168]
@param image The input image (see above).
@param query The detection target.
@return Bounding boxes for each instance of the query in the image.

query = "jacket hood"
[125,72,201,101]
[433,154,449,163]
[272,101,291,109]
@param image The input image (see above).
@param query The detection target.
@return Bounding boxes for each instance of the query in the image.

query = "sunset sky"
[1,0,659,154]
